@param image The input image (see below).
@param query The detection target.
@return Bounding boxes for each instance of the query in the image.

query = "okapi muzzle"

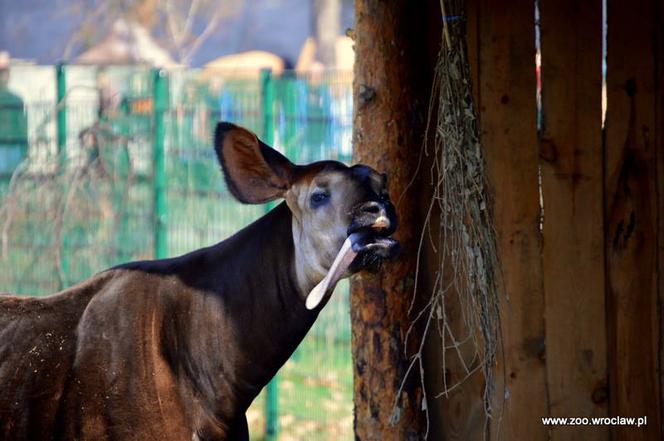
[0,122,399,441]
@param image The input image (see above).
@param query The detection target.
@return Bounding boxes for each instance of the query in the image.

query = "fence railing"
[0,64,354,440]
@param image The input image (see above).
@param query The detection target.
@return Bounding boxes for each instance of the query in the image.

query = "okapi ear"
[214,122,295,204]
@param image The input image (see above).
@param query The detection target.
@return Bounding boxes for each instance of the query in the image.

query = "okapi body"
[0,123,399,441]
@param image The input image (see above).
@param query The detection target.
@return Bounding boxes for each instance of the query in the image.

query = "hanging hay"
[393,0,502,436]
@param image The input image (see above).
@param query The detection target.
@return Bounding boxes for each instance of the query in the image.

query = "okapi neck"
[157,202,322,425]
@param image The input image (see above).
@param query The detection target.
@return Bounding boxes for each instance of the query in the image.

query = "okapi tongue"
[305,236,357,310]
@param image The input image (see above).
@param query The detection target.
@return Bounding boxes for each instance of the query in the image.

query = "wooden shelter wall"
[444,1,664,440]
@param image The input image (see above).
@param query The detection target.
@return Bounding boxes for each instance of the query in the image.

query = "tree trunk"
[312,0,340,66]
[351,0,439,439]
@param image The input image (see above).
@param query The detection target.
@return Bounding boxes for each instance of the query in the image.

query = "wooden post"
[351,0,435,439]
[605,1,661,440]
[539,3,608,441]
[656,0,664,433]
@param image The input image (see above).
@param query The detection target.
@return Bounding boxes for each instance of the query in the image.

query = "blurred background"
[0,1,356,440]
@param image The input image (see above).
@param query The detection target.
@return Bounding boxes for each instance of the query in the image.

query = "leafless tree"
[311,0,340,66]
[61,0,242,65]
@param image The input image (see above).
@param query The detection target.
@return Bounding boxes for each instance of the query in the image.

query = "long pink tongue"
[305,237,357,310]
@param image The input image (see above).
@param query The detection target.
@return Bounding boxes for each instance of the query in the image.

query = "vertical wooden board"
[466,0,480,111]
[538,2,608,441]
[477,1,549,440]
[657,0,664,432]
[605,1,661,440]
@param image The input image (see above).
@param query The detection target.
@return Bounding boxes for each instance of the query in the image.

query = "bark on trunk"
[351,0,438,439]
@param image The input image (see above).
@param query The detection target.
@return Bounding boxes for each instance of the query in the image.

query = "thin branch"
[180,6,223,65]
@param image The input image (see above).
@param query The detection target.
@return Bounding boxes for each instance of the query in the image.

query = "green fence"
[0,64,354,440]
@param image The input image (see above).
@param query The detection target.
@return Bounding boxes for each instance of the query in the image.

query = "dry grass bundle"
[393,0,502,437]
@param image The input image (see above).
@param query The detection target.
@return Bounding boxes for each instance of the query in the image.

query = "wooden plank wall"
[539,2,608,441]
[604,2,661,441]
[657,0,664,436]
[459,0,663,440]
[474,1,549,440]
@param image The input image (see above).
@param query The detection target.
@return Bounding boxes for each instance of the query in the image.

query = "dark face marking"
[309,189,331,209]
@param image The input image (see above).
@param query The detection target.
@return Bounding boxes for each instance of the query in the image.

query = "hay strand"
[393,0,502,437]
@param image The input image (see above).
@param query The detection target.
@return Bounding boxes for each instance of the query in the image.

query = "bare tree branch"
[180,6,223,65]
[61,0,242,66]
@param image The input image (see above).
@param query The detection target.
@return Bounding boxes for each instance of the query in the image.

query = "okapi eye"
[310,191,330,208]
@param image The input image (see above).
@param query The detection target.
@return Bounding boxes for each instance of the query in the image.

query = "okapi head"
[215,122,399,307]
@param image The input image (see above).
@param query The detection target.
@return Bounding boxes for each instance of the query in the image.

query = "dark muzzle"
[347,199,400,272]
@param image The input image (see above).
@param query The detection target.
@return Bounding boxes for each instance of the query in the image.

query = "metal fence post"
[261,69,275,144]
[56,63,69,288]
[260,68,279,440]
[56,63,67,160]
[115,98,132,263]
[280,72,302,364]
[152,68,168,259]
[282,71,298,158]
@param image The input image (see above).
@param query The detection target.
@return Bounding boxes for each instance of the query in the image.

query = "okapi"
[0,122,399,441]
